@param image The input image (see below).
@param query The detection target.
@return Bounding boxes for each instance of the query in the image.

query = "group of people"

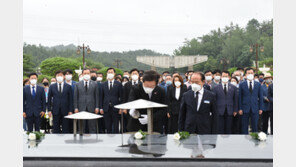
[23,67,273,135]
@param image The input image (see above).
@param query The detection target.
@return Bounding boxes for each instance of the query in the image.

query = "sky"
[23,0,273,55]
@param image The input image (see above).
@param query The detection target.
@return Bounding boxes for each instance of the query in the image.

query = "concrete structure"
[136,55,208,70]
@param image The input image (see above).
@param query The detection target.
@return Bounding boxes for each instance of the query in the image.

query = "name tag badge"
[204,100,210,104]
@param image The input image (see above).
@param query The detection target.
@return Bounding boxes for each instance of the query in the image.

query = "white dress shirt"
[132,80,139,85]
[30,84,37,95]
[66,80,72,86]
[57,82,64,92]
[83,80,90,89]
[221,83,228,92]
[194,87,204,111]
[247,80,254,88]
[108,79,115,89]
[175,87,181,100]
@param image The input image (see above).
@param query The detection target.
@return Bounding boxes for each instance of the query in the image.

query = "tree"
[23,54,35,75]
[40,57,82,81]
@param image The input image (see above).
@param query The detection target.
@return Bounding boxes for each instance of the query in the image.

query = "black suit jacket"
[127,83,166,133]
[166,85,187,115]
[48,83,73,116]
[100,80,123,112]
[122,81,141,103]
[23,85,46,117]
[179,89,218,134]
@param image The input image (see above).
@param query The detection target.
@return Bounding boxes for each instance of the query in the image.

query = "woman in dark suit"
[166,75,187,134]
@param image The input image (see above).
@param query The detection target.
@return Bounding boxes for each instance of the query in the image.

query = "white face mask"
[236,76,241,81]
[132,74,139,81]
[79,77,83,81]
[65,75,72,81]
[247,74,254,81]
[83,74,90,81]
[97,77,103,81]
[143,85,154,94]
[254,78,259,82]
[56,76,64,83]
[107,73,114,80]
[51,82,56,85]
[175,81,181,87]
[162,76,166,80]
[124,75,129,78]
[122,81,127,86]
[221,77,229,83]
[191,83,201,92]
[30,79,37,85]
[205,76,212,81]
[214,76,221,81]
[231,82,237,86]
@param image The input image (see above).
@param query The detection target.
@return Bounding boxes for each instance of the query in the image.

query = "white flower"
[45,113,49,119]
[134,132,143,139]
[134,139,143,146]
[28,133,36,140]
[29,141,37,148]
[173,132,181,140]
[40,130,45,134]
[258,132,267,141]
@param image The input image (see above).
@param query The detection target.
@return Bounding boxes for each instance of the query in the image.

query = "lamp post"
[249,43,264,72]
[220,58,230,71]
[77,43,91,69]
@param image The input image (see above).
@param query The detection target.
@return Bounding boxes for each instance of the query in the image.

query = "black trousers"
[218,110,233,134]
[119,113,129,133]
[262,110,273,134]
[104,106,119,134]
[53,113,69,133]
[168,114,179,134]
[26,115,41,132]
[258,113,263,132]
[232,114,241,134]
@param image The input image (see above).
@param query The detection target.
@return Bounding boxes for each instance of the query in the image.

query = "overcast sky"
[23,0,273,54]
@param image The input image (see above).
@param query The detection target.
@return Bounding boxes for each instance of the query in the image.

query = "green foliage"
[178,131,190,140]
[97,67,123,82]
[23,54,36,75]
[250,132,259,139]
[26,131,45,140]
[40,57,82,81]
[228,67,237,75]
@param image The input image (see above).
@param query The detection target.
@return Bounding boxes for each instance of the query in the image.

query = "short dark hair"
[122,77,129,82]
[123,71,129,73]
[23,79,30,86]
[82,68,91,73]
[55,70,64,76]
[237,67,244,71]
[90,70,97,74]
[254,74,259,77]
[64,69,73,75]
[97,72,103,75]
[213,69,221,75]
[107,67,116,73]
[222,70,230,76]
[231,77,239,83]
[115,76,122,82]
[259,73,265,77]
[204,70,212,75]
[143,70,160,83]
[41,77,49,83]
[162,71,170,75]
[130,68,139,74]
[245,67,255,74]
[187,70,194,73]
[192,72,205,81]
[28,72,38,78]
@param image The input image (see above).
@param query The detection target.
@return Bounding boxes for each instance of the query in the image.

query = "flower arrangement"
[173,131,190,140]
[134,130,147,140]
[250,132,267,141]
[27,131,45,141]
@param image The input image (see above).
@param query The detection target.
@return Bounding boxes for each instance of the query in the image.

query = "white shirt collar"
[108,79,115,83]
[132,80,138,85]
[194,87,204,97]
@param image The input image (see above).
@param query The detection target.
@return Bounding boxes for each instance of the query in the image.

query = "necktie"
[224,84,227,95]
[85,81,88,91]
[196,91,199,112]
[59,83,62,93]
[134,81,136,85]
[110,82,113,90]
[32,86,36,98]
[249,81,253,93]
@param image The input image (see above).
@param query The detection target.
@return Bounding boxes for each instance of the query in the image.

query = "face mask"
[91,76,97,81]
[83,74,90,81]
[236,76,241,81]
[43,82,49,86]
[205,76,212,81]
[191,83,201,92]
[221,77,229,83]
[107,73,114,80]
[259,78,264,83]
[65,75,72,81]
[214,76,221,81]
[122,82,127,86]
[175,81,181,87]
[166,81,172,85]
[79,77,83,81]
[231,82,237,86]
[132,75,139,81]
[254,78,259,82]
[162,76,166,80]
[30,79,37,85]
[143,85,154,94]
[124,75,129,78]
[240,72,244,76]
[265,79,272,84]
[56,76,64,83]
[97,77,103,81]
[247,74,254,81]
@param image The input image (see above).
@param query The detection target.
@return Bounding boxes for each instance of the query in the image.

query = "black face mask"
[43,82,49,86]
[91,76,97,81]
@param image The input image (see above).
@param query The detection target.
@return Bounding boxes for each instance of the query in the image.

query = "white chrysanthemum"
[258,132,267,141]
[173,132,181,140]
[28,133,36,140]
[134,132,143,139]
[134,139,143,146]
[29,141,37,148]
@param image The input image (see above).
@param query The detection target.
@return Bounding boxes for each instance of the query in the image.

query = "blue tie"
[32,86,36,98]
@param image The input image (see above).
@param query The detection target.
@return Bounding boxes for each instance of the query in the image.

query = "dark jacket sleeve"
[48,86,53,111]
[118,83,123,104]
[41,88,46,112]
[268,84,273,103]
[153,88,167,122]
[238,83,243,110]
[233,86,238,113]
[258,83,264,110]
[95,83,99,109]
[74,83,79,110]
[69,86,73,113]
[166,86,172,115]
[23,87,26,113]
[210,93,218,134]
[178,93,187,131]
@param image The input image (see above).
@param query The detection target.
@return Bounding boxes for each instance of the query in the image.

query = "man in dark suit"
[74,68,100,133]
[48,70,73,133]
[238,68,263,134]
[23,73,46,132]
[127,70,166,133]
[95,72,105,133]
[267,83,273,134]
[212,70,238,134]
[121,68,141,132]
[179,72,218,134]
[99,67,123,133]
[64,69,76,133]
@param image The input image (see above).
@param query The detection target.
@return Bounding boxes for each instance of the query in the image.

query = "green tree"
[23,54,35,75]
